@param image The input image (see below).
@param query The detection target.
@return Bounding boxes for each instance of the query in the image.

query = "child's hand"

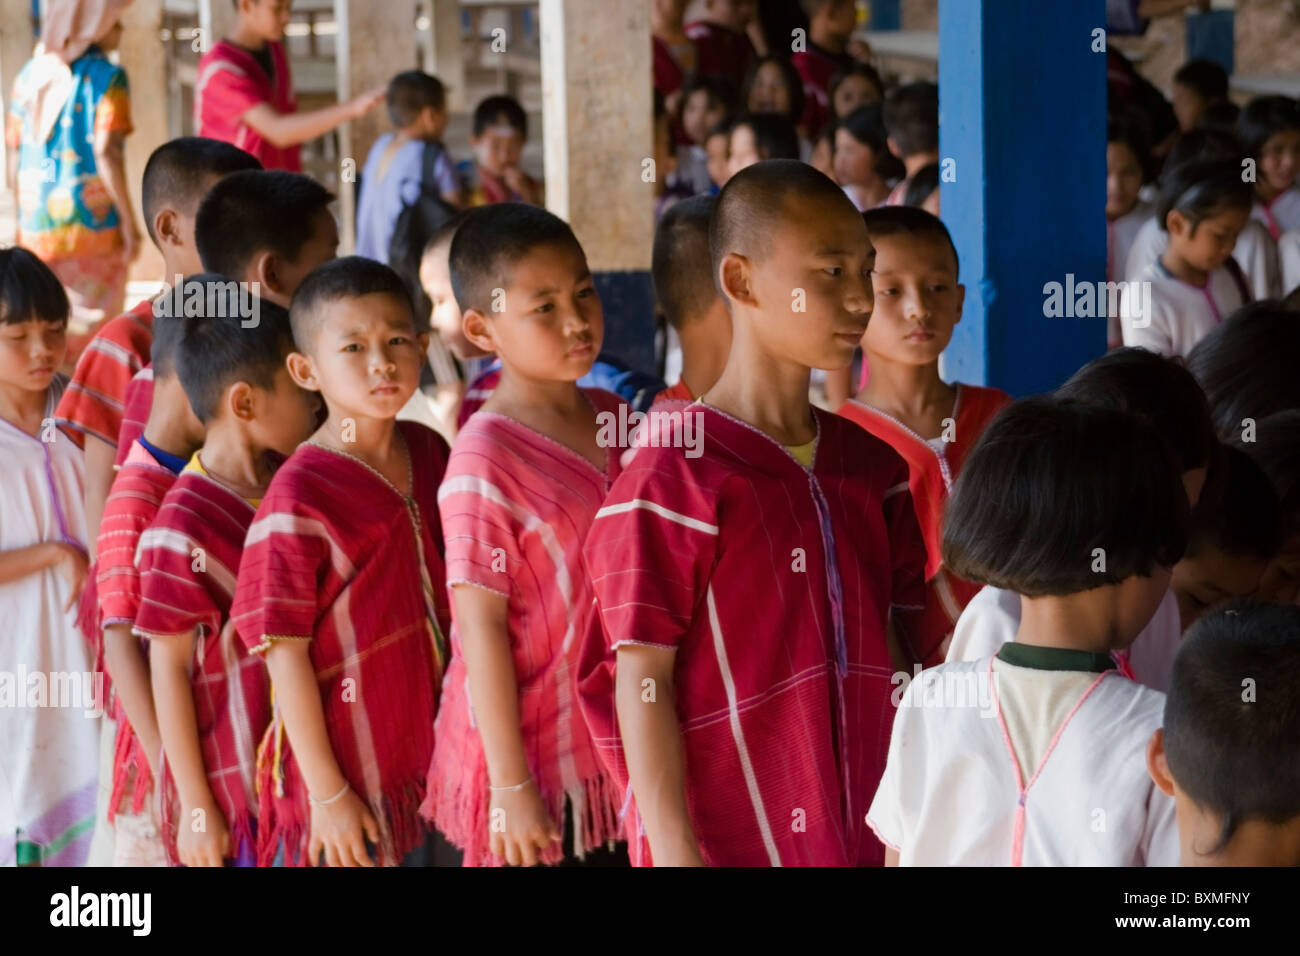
[489,781,561,866]
[348,85,387,120]
[177,799,230,867]
[49,542,88,613]
[502,165,534,201]
[309,785,380,867]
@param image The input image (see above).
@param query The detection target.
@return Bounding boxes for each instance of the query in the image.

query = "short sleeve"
[231,497,329,650]
[94,67,132,136]
[583,446,720,651]
[1120,286,1172,355]
[433,151,459,197]
[865,678,920,856]
[134,516,223,641]
[947,586,1018,663]
[436,436,520,599]
[55,314,151,448]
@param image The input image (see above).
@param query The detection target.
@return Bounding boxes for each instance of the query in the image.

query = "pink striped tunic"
[423,388,625,866]
[133,461,269,865]
[232,421,451,866]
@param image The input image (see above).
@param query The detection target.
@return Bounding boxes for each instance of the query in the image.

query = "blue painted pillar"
[939,0,1107,396]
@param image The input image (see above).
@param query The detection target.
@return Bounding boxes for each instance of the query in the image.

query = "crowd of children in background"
[2,0,1300,869]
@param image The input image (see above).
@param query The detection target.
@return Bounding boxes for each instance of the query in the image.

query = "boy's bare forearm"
[150,633,216,810]
[104,623,161,770]
[262,640,348,798]
[615,645,702,866]
[92,131,137,233]
[242,101,354,149]
[453,584,531,785]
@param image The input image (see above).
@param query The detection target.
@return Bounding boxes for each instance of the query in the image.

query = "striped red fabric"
[54,299,154,449]
[194,40,302,172]
[95,440,178,820]
[112,367,154,468]
[424,388,624,866]
[838,384,1013,664]
[578,400,933,866]
[134,465,269,865]
[231,421,451,867]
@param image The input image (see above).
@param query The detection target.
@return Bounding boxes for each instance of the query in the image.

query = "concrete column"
[428,0,465,112]
[939,0,1106,395]
[197,0,238,53]
[539,0,656,375]
[334,0,417,253]
[119,0,167,283]
[0,0,36,185]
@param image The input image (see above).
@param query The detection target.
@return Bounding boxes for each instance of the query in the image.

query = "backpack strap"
[420,140,446,196]
[1224,255,1252,305]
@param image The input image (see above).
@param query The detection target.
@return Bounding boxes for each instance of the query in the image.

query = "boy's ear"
[954,283,966,324]
[416,330,431,355]
[153,208,181,253]
[461,308,495,354]
[285,351,319,391]
[887,136,902,160]
[1146,729,1176,796]
[226,381,256,423]
[251,251,288,302]
[718,252,756,308]
[1166,209,1191,239]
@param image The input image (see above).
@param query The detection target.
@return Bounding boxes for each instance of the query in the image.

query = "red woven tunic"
[94,441,177,820]
[231,422,451,866]
[838,383,1012,663]
[194,40,301,172]
[578,401,932,866]
[423,389,625,866]
[133,460,269,865]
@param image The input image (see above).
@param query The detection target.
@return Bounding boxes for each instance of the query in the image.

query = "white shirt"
[1121,259,1248,358]
[867,654,1179,866]
[948,586,1183,693]
[1252,188,1300,238]
[1125,215,1280,301]
[1279,230,1300,297]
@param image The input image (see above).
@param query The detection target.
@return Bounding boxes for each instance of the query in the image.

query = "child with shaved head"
[579,159,933,866]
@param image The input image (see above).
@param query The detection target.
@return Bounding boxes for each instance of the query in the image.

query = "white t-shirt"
[1252,188,1300,238]
[1125,215,1279,301]
[867,652,1179,866]
[947,586,1182,693]
[1107,202,1155,347]
[1121,260,1248,358]
[1279,230,1300,297]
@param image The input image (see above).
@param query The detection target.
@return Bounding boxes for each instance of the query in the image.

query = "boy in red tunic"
[685,0,757,91]
[791,0,860,139]
[136,291,318,866]
[232,257,452,867]
[95,309,204,866]
[838,207,1010,662]
[578,161,933,866]
[194,0,383,171]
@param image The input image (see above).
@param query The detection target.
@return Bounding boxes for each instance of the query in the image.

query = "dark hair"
[1173,59,1229,101]
[448,203,585,315]
[835,103,892,168]
[1107,118,1153,184]
[0,246,69,326]
[1286,283,1300,311]
[1237,95,1300,158]
[472,94,527,138]
[1234,410,1300,543]
[150,310,185,380]
[386,70,446,127]
[289,256,415,352]
[1155,158,1253,233]
[902,161,941,208]
[141,137,261,245]
[1186,302,1300,440]
[942,397,1188,596]
[710,159,852,290]
[1162,127,1244,171]
[1164,601,1300,853]
[420,208,474,262]
[682,73,738,117]
[1057,346,1216,472]
[828,61,885,117]
[742,55,804,126]
[195,171,335,279]
[174,278,296,423]
[653,195,717,329]
[882,81,938,158]
[1196,98,1242,138]
[1186,444,1280,561]
[707,116,734,142]
[731,112,800,162]
[862,205,958,279]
